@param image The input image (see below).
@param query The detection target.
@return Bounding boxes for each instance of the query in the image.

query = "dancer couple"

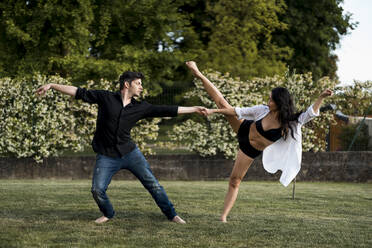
[36,61,332,224]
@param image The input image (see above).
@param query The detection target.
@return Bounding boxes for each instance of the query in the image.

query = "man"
[36,71,206,224]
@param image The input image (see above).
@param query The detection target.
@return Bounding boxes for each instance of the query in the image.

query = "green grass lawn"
[0,180,371,248]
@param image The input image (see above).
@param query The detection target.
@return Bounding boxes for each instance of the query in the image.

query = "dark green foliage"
[272,0,356,80]
[179,0,292,80]
[0,0,356,96]
[0,0,194,96]
[0,0,94,77]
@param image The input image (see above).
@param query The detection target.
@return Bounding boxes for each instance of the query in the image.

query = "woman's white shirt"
[234,104,319,187]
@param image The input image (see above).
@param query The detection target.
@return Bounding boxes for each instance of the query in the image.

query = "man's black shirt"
[75,88,178,158]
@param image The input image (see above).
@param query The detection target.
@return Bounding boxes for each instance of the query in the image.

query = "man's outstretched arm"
[145,105,207,118]
[178,106,207,115]
[35,83,78,97]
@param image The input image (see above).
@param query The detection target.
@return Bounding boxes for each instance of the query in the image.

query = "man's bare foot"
[94,216,110,224]
[172,215,186,224]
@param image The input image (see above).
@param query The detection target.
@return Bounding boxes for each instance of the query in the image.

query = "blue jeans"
[91,147,177,220]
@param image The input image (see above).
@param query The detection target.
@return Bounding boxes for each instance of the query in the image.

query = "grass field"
[0,180,371,248]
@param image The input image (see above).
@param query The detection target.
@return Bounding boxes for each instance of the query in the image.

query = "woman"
[185,61,333,222]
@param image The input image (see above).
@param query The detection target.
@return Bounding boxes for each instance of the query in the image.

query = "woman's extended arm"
[206,107,237,116]
[312,89,333,113]
[298,89,333,124]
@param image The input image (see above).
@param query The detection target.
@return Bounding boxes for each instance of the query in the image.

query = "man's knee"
[91,187,105,197]
[145,181,163,192]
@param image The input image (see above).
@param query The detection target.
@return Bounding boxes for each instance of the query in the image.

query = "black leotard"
[255,118,282,142]
[237,119,282,158]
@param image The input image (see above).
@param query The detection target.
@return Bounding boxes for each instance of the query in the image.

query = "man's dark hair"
[119,71,144,90]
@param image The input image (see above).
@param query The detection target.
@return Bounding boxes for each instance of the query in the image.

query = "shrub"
[168,71,336,158]
[333,80,372,116]
[0,75,160,162]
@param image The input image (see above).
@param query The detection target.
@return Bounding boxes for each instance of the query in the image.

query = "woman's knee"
[229,176,242,189]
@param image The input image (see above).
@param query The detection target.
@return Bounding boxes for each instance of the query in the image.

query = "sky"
[334,0,372,86]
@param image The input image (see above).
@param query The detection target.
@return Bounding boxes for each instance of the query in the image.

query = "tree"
[204,0,291,79]
[0,0,357,100]
[179,0,292,80]
[272,0,356,80]
[79,0,195,94]
[0,0,194,96]
[0,0,94,77]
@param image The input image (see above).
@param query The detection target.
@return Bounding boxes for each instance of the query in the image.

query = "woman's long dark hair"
[271,87,302,140]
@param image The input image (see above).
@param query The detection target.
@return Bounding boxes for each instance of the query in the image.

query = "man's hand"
[35,83,77,97]
[177,106,209,116]
[201,108,216,116]
[35,84,52,96]
[320,89,333,98]
[194,106,208,116]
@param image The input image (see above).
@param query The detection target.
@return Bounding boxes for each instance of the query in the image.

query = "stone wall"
[0,152,371,183]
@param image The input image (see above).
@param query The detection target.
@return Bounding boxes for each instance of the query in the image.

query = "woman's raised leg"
[186,61,242,133]
[221,150,254,222]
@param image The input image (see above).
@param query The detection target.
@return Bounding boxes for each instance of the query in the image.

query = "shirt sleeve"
[298,104,320,125]
[143,102,179,118]
[75,87,106,104]
[235,105,268,120]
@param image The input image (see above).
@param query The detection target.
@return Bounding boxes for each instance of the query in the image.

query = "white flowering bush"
[0,75,160,162]
[169,71,337,158]
[333,80,372,116]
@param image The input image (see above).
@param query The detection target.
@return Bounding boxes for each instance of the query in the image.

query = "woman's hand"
[205,109,215,116]
[320,89,333,98]
[194,106,209,116]
[192,106,221,117]
[312,89,334,114]
[198,108,215,116]
[194,107,221,116]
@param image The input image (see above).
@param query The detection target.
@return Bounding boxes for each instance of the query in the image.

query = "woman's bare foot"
[220,216,227,223]
[185,61,202,77]
[94,216,110,224]
[172,215,186,224]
